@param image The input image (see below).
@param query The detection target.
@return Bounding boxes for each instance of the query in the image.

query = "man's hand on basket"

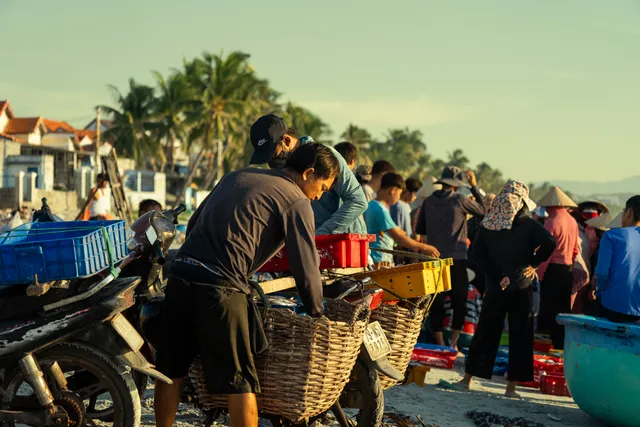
[419,244,440,259]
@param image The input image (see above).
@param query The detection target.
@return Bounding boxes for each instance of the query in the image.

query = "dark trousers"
[465,287,534,382]
[538,263,573,349]
[429,260,469,332]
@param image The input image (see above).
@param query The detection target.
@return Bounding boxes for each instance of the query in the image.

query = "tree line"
[100,50,553,198]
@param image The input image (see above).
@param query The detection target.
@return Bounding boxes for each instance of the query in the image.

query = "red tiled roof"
[74,129,97,141]
[42,119,75,133]
[3,117,44,134]
[0,100,14,119]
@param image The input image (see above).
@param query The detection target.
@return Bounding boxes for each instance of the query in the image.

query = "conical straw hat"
[585,212,613,231]
[608,212,623,229]
[537,186,577,208]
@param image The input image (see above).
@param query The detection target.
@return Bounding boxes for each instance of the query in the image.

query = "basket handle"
[346,301,370,329]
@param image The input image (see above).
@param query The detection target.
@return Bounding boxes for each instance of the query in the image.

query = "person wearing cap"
[536,186,579,350]
[593,195,640,324]
[365,172,440,268]
[249,114,368,235]
[415,166,486,350]
[154,143,340,427]
[459,181,556,398]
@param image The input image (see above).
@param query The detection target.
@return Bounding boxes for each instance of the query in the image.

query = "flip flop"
[436,379,468,391]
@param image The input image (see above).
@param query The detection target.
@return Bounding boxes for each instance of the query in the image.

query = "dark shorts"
[155,277,260,395]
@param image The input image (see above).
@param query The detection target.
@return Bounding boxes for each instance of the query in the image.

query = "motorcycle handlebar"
[153,244,166,265]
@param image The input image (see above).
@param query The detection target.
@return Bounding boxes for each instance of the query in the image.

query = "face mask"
[268,151,290,170]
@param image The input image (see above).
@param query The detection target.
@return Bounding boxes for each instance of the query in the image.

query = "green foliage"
[102,50,508,194]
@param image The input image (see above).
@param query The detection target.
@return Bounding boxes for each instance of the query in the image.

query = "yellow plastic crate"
[356,259,453,301]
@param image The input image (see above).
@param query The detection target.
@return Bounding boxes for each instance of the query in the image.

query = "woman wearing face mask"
[456,180,556,398]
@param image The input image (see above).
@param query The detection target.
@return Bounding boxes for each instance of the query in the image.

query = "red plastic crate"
[518,355,564,388]
[534,339,553,353]
[540,372,571,397]
[411,344,457,369]
[259,234,375,272]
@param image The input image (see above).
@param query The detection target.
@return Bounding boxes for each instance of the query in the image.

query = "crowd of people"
[132,113,639,427]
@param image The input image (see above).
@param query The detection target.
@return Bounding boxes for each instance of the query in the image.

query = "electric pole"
[95,107,101,170]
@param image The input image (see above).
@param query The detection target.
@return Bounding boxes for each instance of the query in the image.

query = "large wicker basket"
[188,299,370,423]
[371,295,435,389]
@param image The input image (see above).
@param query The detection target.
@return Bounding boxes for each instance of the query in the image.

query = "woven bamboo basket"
[371,295,435,390]
[188,299,370,423]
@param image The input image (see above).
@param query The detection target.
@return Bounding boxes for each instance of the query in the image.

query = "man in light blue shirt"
[306,138,367,235]
[365,173,439,267]
[248,114,367,236]
[595,195,640,323]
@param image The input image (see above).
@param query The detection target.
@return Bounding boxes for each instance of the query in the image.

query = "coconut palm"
[174,51,276,200]
[152,71,193,173]
[100,79,158,169]
[279,102,332,142]
[340,124,374,164]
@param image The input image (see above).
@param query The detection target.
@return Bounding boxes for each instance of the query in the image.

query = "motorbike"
[29,199,402,427]
[0,263,171,426]
[122,207,402,427]
[0,199,172,426]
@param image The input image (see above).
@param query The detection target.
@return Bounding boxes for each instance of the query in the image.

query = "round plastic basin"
[557,314,640,427]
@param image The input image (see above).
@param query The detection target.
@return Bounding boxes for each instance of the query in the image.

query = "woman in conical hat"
[536,185,580,349]
[537,186,578,208]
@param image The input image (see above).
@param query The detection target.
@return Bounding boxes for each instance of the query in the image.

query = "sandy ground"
[137,358,606,427]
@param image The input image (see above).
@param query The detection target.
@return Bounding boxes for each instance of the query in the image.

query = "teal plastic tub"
[557,314,640,427]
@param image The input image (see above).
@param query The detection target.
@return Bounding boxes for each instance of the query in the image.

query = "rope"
[466,411,545,427]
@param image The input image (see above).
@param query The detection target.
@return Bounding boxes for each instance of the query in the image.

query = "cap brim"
[435,178,467,188]
[249,144,278,165]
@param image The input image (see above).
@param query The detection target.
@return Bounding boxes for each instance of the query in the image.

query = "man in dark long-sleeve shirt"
[154,142,340,427]
[415,166,486,350]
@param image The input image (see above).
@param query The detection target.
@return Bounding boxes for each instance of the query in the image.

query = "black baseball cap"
[249,114,288,165]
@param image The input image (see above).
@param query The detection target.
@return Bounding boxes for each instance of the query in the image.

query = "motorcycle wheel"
[338,359,384,427]
[1,341,141,427]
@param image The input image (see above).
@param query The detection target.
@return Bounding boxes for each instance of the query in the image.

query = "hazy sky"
[2,0,639,182]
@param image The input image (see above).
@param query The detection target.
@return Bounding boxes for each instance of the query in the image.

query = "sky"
[1,0,639,183]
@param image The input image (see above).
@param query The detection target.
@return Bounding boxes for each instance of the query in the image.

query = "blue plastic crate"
[0,220,128,285]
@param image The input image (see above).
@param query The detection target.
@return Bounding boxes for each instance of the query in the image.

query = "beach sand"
[138,359,606,427]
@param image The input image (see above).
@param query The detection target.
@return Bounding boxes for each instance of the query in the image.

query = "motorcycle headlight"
[126,227,138,252]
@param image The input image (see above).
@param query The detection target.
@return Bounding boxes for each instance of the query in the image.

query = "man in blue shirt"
[391,177,422,238]
[249,115,367,235]
[365,173,439,268]
[595,195,640,323]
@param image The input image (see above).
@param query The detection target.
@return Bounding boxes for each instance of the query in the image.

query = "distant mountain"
[544,175,640,197]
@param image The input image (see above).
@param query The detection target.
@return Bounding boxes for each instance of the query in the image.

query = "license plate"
[362,321,392,361]
[111,314,144,352]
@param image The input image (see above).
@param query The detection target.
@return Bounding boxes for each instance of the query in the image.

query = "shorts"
[155,277,260,395]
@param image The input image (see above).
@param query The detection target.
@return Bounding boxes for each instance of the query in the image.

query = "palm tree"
[176,51,275,201]
[380,128,429,178]
[152,71,192,173]
[447,149,470,170]
[475,162,505,194]
[99,79,157,169]
[279,102,332,142]
[341,124,374,164]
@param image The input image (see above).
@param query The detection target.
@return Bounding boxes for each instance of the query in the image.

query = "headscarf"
[482,180,536,231]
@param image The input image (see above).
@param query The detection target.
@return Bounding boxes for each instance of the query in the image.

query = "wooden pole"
[95,107,101,171]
